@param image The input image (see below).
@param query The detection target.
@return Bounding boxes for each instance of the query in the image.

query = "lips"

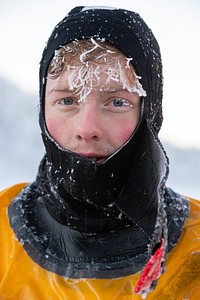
[95,157,107,164]
[78,153,108,164]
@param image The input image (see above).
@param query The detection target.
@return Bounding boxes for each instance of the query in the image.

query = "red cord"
[134,238,165,295]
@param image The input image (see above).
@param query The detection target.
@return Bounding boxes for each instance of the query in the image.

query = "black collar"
[8,121,189,279]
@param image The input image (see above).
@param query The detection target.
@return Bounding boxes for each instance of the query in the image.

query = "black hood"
[38,4,167,278]
[8,6,189,297]
[39,5,164,213]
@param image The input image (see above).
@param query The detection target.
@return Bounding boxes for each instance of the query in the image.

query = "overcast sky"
[0,0,200,149]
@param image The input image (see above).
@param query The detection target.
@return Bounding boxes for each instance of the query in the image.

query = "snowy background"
[0,0,200,199]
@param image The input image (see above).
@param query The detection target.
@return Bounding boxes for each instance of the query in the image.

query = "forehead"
[47,65,132,91]
[46,61,136,99]
[46,39,147,99]
[48,39,132,77]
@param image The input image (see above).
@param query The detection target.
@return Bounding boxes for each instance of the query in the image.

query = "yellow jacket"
[0,183,200,300]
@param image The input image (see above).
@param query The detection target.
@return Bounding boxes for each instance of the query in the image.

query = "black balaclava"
[39,5,165,226]
[8,6,189,297]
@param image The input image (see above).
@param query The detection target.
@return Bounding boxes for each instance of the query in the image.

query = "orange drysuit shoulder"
[0,184,200,300]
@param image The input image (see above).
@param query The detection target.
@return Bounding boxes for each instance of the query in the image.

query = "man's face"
[45,53,141,164]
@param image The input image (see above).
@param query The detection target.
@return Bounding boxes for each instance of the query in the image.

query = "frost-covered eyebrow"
[48,87,133,94]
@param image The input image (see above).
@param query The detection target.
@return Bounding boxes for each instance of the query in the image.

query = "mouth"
[93,157,107,164]
[78,153,108,164]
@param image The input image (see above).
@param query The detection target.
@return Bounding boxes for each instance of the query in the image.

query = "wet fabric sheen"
[1,184,200,299]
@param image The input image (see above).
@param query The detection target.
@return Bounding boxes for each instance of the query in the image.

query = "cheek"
[45,115,64,143]
[111,119,138,148]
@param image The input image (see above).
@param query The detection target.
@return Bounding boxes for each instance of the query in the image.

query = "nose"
[75,103,103,142]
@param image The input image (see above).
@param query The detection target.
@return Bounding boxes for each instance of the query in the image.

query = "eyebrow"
[50,87,130,94]
[48,87,73,94]
[100,88,130,93]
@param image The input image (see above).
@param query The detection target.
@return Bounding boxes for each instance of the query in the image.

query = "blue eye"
[113,99,124,107]
[63,98,74,105]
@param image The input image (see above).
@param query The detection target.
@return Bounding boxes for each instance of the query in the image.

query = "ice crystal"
[47,38,147,102]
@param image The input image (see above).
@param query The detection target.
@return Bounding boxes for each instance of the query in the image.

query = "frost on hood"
[47,38,147,102]
[81,6,118,12]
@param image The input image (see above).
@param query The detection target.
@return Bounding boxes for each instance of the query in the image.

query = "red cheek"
[46,117,62,141]
[116,123,136,145]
